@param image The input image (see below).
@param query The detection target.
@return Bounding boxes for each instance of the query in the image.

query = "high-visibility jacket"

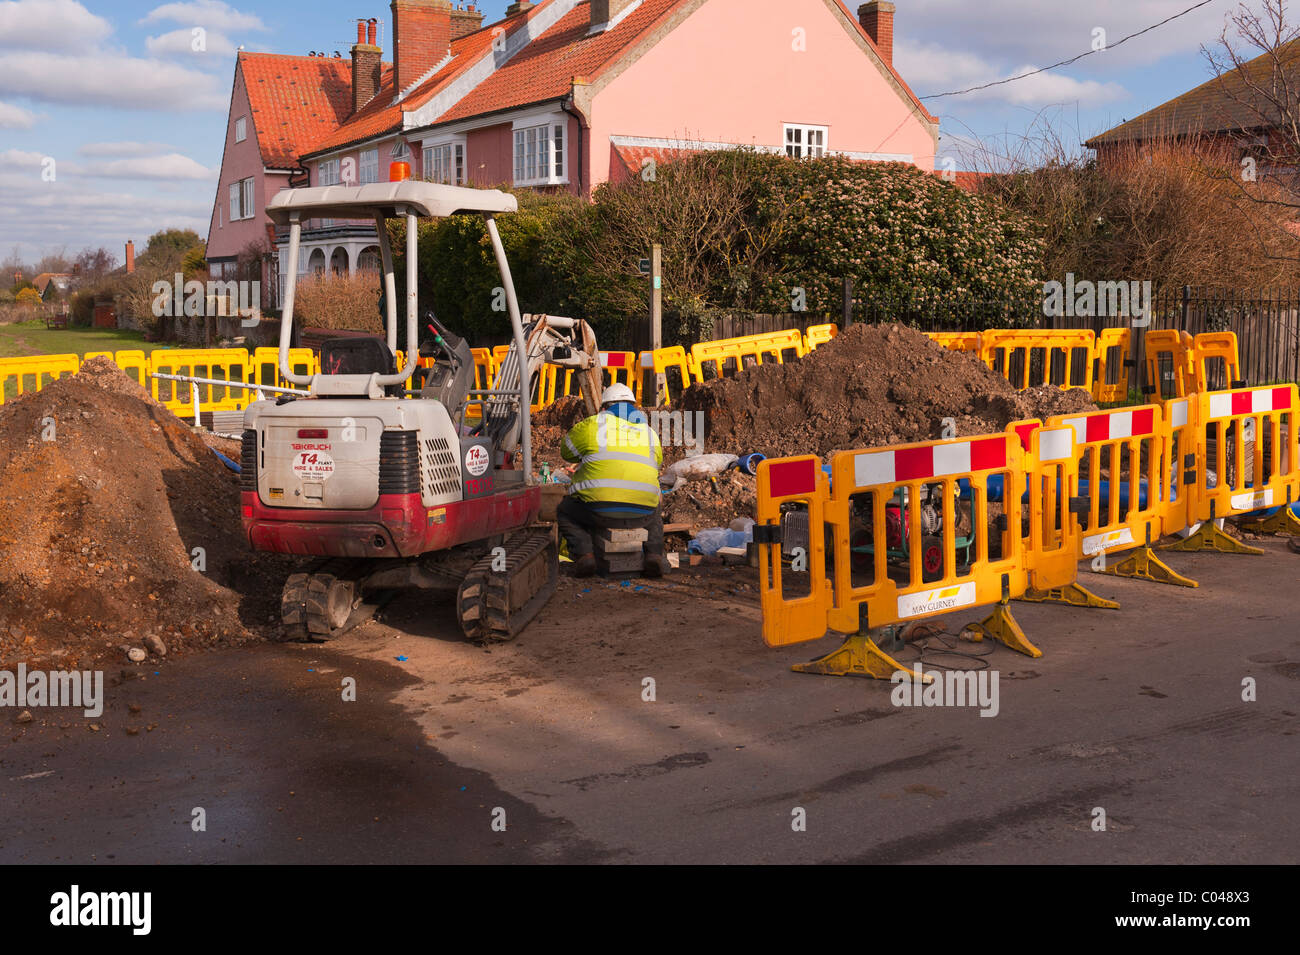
[562,410,663,510]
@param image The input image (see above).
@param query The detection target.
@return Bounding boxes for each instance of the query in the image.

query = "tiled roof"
[611,141,694,178]
[239,53,364,167]
[436,0,683,123]
[1086,40,1300,147]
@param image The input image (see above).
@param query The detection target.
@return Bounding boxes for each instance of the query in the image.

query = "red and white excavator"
[241,172,602,642]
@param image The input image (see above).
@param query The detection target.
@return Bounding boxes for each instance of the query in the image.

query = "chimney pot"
[356,21,365,44]
[858,1,895,67]
[367,19,377,44]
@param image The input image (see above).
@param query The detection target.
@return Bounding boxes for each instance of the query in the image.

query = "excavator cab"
[241,172,603,643]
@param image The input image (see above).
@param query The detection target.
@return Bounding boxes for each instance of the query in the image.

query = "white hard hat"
[600,383,636,405]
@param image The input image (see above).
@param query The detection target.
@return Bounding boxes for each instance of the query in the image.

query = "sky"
[0,0,1261,268]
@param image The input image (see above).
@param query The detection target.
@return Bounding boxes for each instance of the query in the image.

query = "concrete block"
[596,550,644,576]
[594,538,644,554]
[598,527,649,543]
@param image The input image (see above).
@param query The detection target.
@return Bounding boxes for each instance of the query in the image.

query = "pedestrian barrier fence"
[1144,329,1195,402]
[148,349,252,415]
[804,323,838,351]
[0,353,81,405]
[1093,327,1132,404]
[1189,331,1243,393]
[755,429,1081,679]
[981,329,1095,393]
[925,331,983,354]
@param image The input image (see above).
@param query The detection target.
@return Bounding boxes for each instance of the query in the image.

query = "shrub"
[15,287,41,306]
[293,270,383,333]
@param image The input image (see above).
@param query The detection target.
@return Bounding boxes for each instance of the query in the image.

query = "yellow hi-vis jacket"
[561,410,664,509]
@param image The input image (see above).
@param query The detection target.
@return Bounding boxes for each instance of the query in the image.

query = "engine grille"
[421,436,461,499]
[378,430,420,495]
[240,429,257,491]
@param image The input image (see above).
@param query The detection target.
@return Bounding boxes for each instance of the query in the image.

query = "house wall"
[586,0,937,185]
[207,66,283,262]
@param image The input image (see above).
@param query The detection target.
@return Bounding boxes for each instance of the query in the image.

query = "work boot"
[1289,536,1300,555]
[572,553,597,578]
[643,553,670,578]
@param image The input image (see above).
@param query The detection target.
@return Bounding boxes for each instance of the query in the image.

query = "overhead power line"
[921,0,1221,100]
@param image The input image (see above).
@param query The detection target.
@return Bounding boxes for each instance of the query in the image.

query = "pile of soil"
[679,323,1097,458]
[0,357,291,668]
[529,395,589,471]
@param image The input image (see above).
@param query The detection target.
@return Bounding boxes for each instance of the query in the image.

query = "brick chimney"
[858,1,895,67]
[450,4,483,39]
[590,0,634,29]
[351,18,383,113]
[391,0,451,92]
[125,240,135,274]
[505,1,534,15]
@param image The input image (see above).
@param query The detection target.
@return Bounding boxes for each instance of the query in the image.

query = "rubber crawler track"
[457,529,558,643]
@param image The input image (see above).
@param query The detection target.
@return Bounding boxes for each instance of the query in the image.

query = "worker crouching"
[558,384,670,578]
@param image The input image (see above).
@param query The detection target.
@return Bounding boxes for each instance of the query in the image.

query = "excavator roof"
[265,180,518,224]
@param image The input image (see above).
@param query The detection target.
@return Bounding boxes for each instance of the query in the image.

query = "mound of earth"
[679,323,1098,458]
[0,357,291,668]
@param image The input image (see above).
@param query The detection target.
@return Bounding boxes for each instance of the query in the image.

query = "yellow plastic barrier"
[250,346,315,394]
[691,330,801,381]
[926,331,982,354]
[1049,403,1197,596]
[471,348,496,390]
[753,328,806,362]
[600,351,637,390]
[0,353,80,405]
[754,456,833,647]
[1093,327,1131,404]
[1144,330,1194,403]
[1166,384,1300,551]
[112,350,150,387]
[804,323,838,351]
[982,329,1095,392]
[1191,331,1242,392]
[648,345,695,406]
[755,430,1076,679]
[1006,421,1089,599]
[148,348,251,415]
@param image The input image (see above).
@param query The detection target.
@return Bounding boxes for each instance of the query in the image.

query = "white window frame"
[317,158,341,186]
[422,138,466,186]
[511,113,567,187]
[359,147,379,184]
[391,139,411,160]
[234,116,247,143]
[229,182,240,221]
[239,176,255,220]
[784,123,828,159]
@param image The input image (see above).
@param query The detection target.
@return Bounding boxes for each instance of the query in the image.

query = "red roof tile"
[239,53,364,167]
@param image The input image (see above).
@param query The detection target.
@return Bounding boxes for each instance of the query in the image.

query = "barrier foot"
[791,629,932,682]
[1240,507,1300,537]
[967,600,1041,659]
[1099,546,1198,588]
[1160,522,1264,556]
[1018,582,1120,610]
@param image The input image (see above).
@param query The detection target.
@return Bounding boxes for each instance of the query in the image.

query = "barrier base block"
[1161,522,1264,556]
[1019,582,1120,610]
[1100,546,1198,588]
[791,630,932,683]
[967,600,1042,659]
[1240,507,1300,537]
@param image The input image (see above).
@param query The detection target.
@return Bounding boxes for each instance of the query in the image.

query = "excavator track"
[280,558,370,642]
[457,527,558,644]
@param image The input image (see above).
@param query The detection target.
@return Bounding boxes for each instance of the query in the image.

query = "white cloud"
[0,100,37,127]
[898,42,1126,108]
[0,0,111,52]
[146,26,238,58]
[0,50,228,110]
[82,153,216,181]
[79,141,177,157]
[141,0,265,32]
[0,148,47,168]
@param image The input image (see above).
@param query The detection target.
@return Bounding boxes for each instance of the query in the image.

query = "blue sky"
[0,0,1254,267]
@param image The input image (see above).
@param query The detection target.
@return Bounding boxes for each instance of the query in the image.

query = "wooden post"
[650,243,663,405]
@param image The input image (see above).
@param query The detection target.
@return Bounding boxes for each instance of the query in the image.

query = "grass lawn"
[0,319,168,360]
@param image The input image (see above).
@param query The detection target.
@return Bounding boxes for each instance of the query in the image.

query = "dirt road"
[2,540,1297,864]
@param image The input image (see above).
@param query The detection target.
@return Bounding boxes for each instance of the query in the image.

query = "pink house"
[207,0,938,298]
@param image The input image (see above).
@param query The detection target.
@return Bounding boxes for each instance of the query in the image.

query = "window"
[784,124,827,159]
[423,142,465,185]
[317,158,341,186]
[360,148,379,184]
[234,116,247,143]
[512,122,565,186]
[391,139,410,160]
[228,178,256,221]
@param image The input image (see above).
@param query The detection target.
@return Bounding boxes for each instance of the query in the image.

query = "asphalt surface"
[2,537,1297,864]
